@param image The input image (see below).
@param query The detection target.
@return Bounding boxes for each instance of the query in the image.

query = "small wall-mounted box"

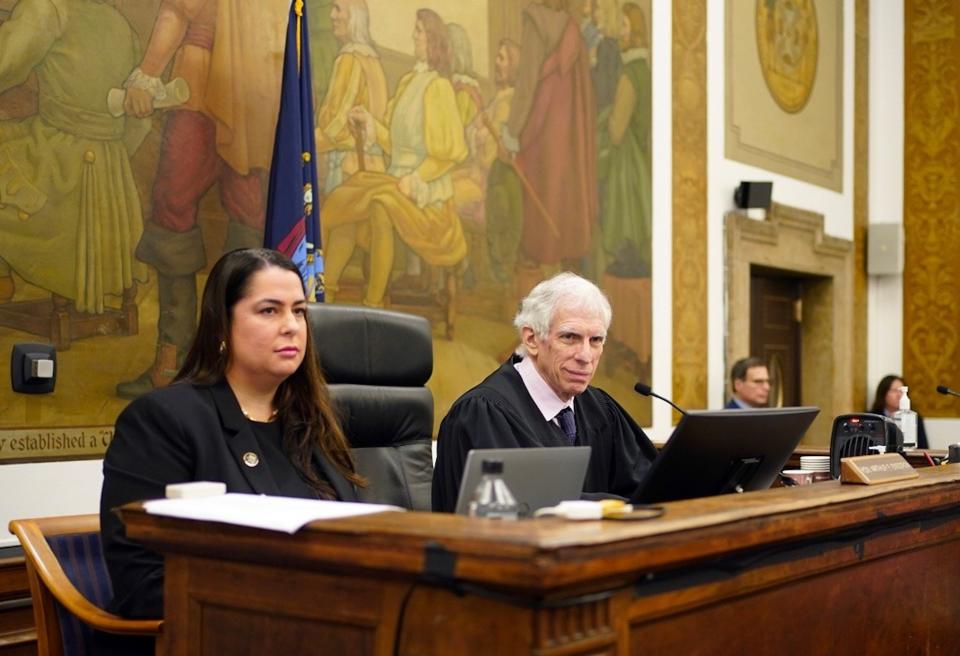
[11,343,57,394]
[867,223,904,275]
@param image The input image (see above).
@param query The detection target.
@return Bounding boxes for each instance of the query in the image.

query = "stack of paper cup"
[799,455,832,482]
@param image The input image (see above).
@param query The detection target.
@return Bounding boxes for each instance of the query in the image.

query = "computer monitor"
[631,406,820,504]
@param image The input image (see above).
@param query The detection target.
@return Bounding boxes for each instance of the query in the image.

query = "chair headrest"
[308,303,433,386]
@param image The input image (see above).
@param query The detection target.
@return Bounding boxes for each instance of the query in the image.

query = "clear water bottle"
[894,385,918,449]
[468,459,519,520]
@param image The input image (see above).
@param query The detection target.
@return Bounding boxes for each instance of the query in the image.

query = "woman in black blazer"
[100,248,364,623]
[869,374,929,449]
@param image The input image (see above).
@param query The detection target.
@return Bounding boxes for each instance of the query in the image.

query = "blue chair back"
[46,531,112,656]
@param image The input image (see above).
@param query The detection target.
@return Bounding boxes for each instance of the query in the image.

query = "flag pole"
[294,0,303,72]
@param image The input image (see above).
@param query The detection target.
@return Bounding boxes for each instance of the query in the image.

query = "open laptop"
[631,406,820,505]
[454,446,592,517]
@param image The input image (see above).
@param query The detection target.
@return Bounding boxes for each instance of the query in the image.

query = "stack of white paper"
[143,493,403,534]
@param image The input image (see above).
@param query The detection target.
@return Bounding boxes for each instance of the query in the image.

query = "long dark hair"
[176,248,363,495]
[417,8,452,77]
[870,374,903,414]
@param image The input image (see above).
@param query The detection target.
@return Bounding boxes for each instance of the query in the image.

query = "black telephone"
[828,413,904,478]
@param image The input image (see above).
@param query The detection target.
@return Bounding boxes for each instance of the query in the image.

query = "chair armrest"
[9,518,162,636]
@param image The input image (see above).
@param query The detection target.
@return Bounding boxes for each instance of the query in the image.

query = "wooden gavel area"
[120,465,960,655]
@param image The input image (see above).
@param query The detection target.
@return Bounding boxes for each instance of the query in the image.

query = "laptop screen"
[454,446,592,517]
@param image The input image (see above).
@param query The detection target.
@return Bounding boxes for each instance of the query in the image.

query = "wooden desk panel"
[0,551,36,656]
[120,466,960,655]
[627,538,960,655]
[164,556,407,655]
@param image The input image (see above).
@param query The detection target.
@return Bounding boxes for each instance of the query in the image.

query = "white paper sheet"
[143,493,403,533]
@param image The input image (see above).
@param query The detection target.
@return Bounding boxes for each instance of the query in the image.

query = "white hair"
[513,272,612,356]
[447,23,473,75]
[342,0,373,47]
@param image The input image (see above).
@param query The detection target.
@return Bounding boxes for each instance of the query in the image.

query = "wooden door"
[750,272,802,407]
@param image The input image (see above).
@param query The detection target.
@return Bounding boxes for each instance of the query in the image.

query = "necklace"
[240,406,279,422]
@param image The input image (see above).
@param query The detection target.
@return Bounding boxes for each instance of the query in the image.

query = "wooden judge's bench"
[120,466,960,655]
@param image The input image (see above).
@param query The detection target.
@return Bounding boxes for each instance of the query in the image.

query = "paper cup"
[782,469,815,486]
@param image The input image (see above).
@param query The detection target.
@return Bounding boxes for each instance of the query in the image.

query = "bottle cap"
[481,459,504,474]
[899,386,911,410]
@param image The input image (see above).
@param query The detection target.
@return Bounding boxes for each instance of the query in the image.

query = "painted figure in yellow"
[0,0,147,311]
[321,8,467,307]
[448,23,484,218]
[447,22,486,287]
[447,23,483,130]
[315,0,388,194]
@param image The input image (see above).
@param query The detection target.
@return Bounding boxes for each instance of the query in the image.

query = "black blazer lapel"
[313,448,358,502]
[210,381,281,496]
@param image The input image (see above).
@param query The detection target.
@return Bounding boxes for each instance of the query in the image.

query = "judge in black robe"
[432,356,658,512]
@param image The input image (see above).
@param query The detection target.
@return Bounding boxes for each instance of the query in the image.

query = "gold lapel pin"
[242,452,260,468]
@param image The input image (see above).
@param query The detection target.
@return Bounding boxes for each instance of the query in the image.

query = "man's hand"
[124,87,156,118]
[397,174,414,198]
[347,106,373,149]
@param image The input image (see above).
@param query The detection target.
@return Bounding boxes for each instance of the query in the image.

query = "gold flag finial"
[294,0,304,70]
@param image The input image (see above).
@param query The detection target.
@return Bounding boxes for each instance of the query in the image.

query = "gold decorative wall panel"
[904,0,960,415]
[853,0,869,407]
[672,0,708,414]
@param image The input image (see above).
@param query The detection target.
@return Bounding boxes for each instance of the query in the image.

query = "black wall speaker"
[733,181,773,209]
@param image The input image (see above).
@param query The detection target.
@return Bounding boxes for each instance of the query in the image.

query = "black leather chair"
[308,303,434,510]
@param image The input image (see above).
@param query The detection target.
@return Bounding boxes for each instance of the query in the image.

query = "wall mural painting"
[0,0,652,462]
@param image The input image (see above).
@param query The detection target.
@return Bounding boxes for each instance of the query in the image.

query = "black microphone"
[634,382,687,415]
[937,384,960,398]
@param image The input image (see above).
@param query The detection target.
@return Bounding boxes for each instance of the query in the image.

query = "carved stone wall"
[904,1,960,414]
[673,0,708,414]
[725,204,854,443]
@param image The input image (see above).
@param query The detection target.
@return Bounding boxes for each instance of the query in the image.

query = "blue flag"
[264,0,323,301]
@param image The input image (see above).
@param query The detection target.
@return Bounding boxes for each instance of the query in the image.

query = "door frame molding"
[725,204,854,443]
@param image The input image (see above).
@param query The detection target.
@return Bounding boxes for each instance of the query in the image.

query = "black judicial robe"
[432,358,659,512]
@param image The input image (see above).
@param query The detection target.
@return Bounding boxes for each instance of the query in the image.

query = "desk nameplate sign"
[840,453,919,485]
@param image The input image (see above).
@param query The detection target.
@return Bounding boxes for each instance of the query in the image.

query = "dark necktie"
[556,407,577,443]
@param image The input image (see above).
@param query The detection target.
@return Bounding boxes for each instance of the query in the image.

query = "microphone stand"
[937,385,960,399]
[634,383,688,415]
